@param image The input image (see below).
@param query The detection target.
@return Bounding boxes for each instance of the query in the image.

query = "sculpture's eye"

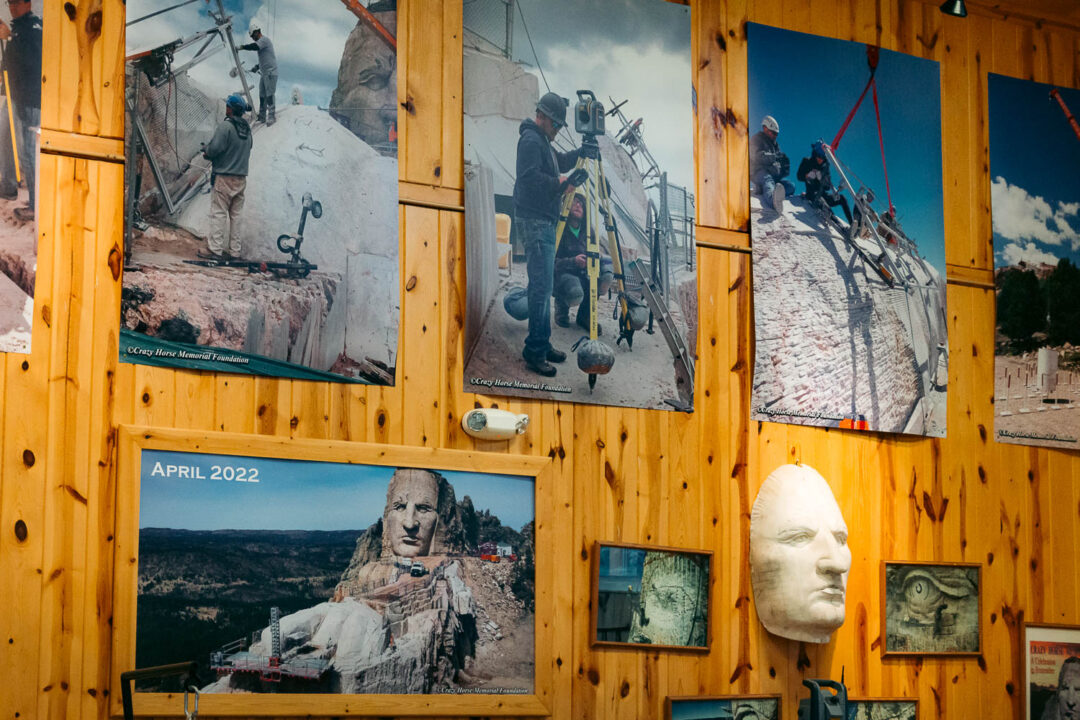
[903,575,943,611]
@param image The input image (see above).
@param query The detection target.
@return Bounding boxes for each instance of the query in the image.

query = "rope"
[127,0,203,27]
[871,80,895,216]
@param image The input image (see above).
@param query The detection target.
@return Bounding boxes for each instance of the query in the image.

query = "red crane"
[1050,88,1080,143]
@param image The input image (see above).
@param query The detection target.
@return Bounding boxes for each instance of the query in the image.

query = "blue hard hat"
[226,94,248,115]
[811,141,825,159]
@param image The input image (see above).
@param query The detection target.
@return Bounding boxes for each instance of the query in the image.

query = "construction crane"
[1050,88,1080,143]
[338,0,397,50]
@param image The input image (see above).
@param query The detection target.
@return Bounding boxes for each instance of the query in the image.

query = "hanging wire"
[515,0,549,93]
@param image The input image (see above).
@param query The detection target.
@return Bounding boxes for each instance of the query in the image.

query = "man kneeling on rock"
[201,94,253,262]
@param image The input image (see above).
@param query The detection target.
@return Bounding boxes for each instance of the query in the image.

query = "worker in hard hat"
[240,23,278,125]
[553,192,611,336]
[200,94,253,262]
[797,141,852,225]
[0,0,41,222]
[512,91,586,377]
[749,115,794,214]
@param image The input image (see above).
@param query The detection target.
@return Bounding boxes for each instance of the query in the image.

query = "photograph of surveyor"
[748,23,948,437]
[122,0,399,384]
[462,0,695,411]
[989,74,1080,450]
[0,0,41,355]
[135,451,536,695]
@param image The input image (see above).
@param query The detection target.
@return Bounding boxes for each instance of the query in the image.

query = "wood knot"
[22,449,34,467]
[14,519,27,542]
[63,3,76,20]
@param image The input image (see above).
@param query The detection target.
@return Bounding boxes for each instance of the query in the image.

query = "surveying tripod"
[552,110,634,391]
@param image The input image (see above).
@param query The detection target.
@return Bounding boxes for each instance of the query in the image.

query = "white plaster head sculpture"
[749,463,851,643]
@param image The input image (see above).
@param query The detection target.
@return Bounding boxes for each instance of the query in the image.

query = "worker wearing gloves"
[0,0,41,222]
[241,24,278,125]
[797,141,853,225]
[201,94,253,262]
[513,91,585,377]
[750,115,794,214]
[554,192,611,336]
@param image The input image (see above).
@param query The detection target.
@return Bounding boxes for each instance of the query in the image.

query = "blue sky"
[747,23,946,275]
[988,73,1080,269]
[139,450,535,532]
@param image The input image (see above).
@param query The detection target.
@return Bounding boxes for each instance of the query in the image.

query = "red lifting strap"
[871,80,896,216]
[831,44,894,214]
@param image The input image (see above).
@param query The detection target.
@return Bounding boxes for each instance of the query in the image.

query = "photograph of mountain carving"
[747,23,948,437]
[130,448,535,697]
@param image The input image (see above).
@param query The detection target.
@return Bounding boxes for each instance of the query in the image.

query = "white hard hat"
[762,115,779,133]
[248,20,261,33]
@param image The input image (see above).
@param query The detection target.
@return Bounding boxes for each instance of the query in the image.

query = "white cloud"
[537,41,694,192]
[991,176,1080,251]
[999,240,1062,267]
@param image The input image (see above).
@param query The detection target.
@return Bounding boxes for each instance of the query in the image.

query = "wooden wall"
[1,0,1079,718]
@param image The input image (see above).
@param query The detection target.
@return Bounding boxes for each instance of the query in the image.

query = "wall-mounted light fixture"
[939,0,968,17]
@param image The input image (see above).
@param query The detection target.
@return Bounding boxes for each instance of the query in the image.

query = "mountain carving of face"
[383,469,440,558]
[749,463,851,643]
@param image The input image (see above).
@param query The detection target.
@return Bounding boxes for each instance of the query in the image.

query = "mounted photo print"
[112,428,553,717]
[989,74,1080,450]
[0,0,41,355]
[122,0,399,385]
[666,695,780,719]
[847,700,918,720]
[462,0,695,411]
[1025,624,1080,720]
[881,561,980,656]
[591,542,710,651]
[747,23,948,437]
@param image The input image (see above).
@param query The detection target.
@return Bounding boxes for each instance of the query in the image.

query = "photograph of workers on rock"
[988,74,1080,452]
[0,0,41,355]
[122,0,399,384]
[748,23,949,438]
[134,451,536,696]
[462,0,695,411]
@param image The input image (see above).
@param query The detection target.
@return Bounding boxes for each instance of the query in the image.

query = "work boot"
[13,206,33,222]
[524,355,557,377]
[772,183,786,214]
[554,313,570,328]
[547,348,566,363]
[0,185,17,200]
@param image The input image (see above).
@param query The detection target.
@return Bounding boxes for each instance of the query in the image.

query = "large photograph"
[747,24,948,436]
[462,0,695,411]
[666,696,779,720]
[989,74,1080,450]
[1025,625,1080,720]
[134,450,535,695]
[122,0,399,384]
[0,0,40,355]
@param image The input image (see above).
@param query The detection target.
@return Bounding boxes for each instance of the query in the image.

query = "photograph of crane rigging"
[989,74,1080,450]
[121,0,399,384]
[748,24,949,437]
[0,0,40,355]
[461,0,695,412]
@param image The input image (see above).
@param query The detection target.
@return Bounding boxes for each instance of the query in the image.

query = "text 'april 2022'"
[147,461,261,483]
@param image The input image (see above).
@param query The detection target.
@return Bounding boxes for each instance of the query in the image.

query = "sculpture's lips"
[397,536,420,546]
[815,586,845,603]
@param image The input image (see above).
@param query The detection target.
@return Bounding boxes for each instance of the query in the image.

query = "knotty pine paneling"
[2,1,1080,719]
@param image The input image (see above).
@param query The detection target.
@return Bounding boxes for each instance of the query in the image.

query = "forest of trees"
[996,258,1080,352]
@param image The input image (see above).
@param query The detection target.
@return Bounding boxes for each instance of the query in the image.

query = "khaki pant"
[208,174,246,256]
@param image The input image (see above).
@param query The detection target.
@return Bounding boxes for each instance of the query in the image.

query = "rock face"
[175,104,399,370]
[750,195,948,436]
[329,5,398,150]
[628,551,708,647]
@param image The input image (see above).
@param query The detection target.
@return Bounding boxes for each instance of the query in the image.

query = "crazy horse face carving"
[749,464,851,643]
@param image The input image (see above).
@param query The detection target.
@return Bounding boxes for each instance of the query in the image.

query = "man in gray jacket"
[241,24,278,125]
[201,94,253,261]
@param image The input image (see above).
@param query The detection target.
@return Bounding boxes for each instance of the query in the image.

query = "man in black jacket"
[0,0,41,222]
[513,92,585,377]
[749,115,794,215]
[797,141,852,225]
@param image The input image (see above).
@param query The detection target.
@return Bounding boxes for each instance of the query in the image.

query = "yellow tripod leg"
[596,165,629,337]
[4,71,19,184]
[584,158,600,341]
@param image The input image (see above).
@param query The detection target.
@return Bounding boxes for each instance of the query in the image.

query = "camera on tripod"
[574,90,605,136]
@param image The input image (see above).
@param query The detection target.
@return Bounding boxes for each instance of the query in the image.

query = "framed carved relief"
[666,694,780,719]
[881,560,981,657]
[111,426,552,716]
[590,541,711,652]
